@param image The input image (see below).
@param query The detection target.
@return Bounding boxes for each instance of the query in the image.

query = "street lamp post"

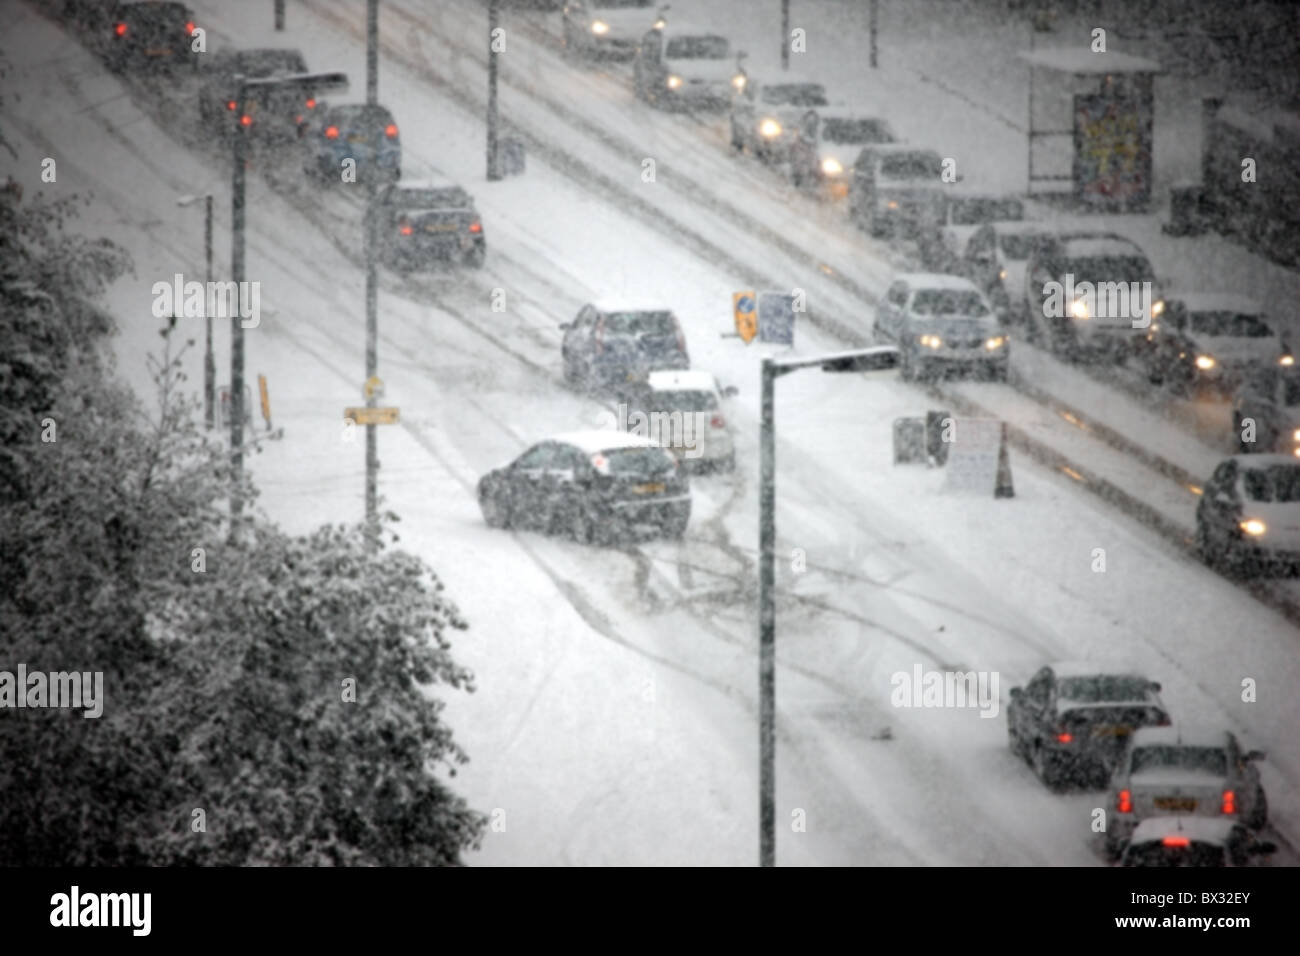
[177,192,215,429]
[487,0,502,181]
[757,346,899,867]
[780,0,790,70]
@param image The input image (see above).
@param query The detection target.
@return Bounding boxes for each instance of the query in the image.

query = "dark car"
[1232,365,1300,455]
[301,103,401,185]
[562,0,660,60]
[199,48,312,142]
[1196,454,1300,577]
[477,431,690,543]
[1007,663,1170,790]
[103,1,198,73]
[369,179,485,271]
[560,302,690,392]
[1120,817,1276,867]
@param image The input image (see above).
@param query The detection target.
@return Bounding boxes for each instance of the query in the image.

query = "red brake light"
[226,100,237,111]
[468,221,482,234]
[305,98,316,109]
[185,21,195,34]
[1055,731,1073,744]
[710,414,725,429]
[1162,835,1190,847]
[1222,790,1236,815]
[385,123,399,138]
[1117,789,1132,813]
[240,115,253,127]
[114,22,127,36]
[398,220,413,236]
[324,125,339,139]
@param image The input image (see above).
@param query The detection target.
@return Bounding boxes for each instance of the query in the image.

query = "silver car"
[873,273,1009,382]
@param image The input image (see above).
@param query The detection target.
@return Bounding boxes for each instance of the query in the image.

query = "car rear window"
[761,84,827,107]
[602,311,677,335]
[601,447,675,477]
[1242,464,1300,503]
[651,390,717,413]
[1057,676,1152,703]
[665,36,729,59]
[1188,312,1272,338]
[910,290,989,317]
[1125,843,1226,867]
[234,50,307,75]
[392,188,470,209]
[823,118,893,145]
[123,3,188,24]
[328,105,395,130]
[1130,746,1227,777]
[950,197,1025,226]
[880,153,943,180]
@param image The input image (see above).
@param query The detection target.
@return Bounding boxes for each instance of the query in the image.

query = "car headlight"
[998,268,1007,280]
[1280,354,1295,367]
[591,19,609,34]
[732,74,747,91]
[1293,427,1300,442]
[885,199,899,210]
[985,336,1007,350]
[919,334,943,349]
[666,74,683,90]
[1071,299,1089,319]
[758,118,782,138]
[653,17,666,29]
[822,157,843,176]
[1240,518,1267,537]
[1151,299,1165,317]
[1195,354,1217,370]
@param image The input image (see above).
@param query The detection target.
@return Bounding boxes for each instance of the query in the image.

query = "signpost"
[345,406,400,426]
[733,291,758,343]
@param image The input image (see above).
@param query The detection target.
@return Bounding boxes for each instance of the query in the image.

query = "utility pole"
[274,0,284,30]
[230,76,248,533]
[759,358,777,867]
[780,0,789,70]
[203,193,214,429]
[869,0,878,69]
[364,181,379,540]
[487,0,501,181]
[367,0,379,105]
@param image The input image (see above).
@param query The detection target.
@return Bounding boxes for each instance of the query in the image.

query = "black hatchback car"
[477,432,690,544]
[560,302,690,392]
[1007,663,1170,790]
[104,1,198,73]
[301,103,401,185]
[369,179,485,270]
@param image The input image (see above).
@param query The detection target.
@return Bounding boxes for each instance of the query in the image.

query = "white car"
[1103,726,1268,860]
[634,23,744,110]
[1196,454,1300,576]
[729,75,829,165]
[788,106,898,197]
[873,273,1009,382]
[1120,817,1276,867]
[960,221,1056,323]
[635,370,737,472]
[562,0,660,60]
[1159,294,1291,391]
[928,192,1028,271]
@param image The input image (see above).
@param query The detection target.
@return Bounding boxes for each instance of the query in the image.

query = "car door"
[509,442,559,530]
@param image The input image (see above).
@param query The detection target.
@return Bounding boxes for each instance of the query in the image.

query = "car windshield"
[880,153,944,180]
[1060,255,1154,283]
[665,36,729,59]
[328,105,395,130]
[950,198,1025,226]
[232,50,306,75]
[390,188,469,209]
[1129,746,1227,777]
[761,84,827,107]
[999,232,1045,259]
[123,3,188,25]
[1188,311,1272,338]
[1057,676,1152,703]
[602,311,676,336]
[651,390,718,413]
[822,118,892,144]
[910,290,989,317]
[1125,843,1226,867]
[602,447,675,477]
[1242,465,1300,503]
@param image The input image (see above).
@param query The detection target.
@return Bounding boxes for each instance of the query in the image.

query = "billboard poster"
[757,292,795,345]
[1072,93,1152,209]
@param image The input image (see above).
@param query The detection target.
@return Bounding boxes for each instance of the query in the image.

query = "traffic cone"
[994,422,1015,499]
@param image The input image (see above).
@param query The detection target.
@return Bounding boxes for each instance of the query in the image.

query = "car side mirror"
[1149,681,1161,692]
[1245,749,1266,761]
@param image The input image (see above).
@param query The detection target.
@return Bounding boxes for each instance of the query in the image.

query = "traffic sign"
[363,375,384,400]
[344,406,400,426]
[758,292,796,345]
[733,291,757,344]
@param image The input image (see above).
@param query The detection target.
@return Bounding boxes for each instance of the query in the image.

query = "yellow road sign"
[258,374,272,426]
[733,291,757,344]
[363,375,384,399]
[344,406,399,426]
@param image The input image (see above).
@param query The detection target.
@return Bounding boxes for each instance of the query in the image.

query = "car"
[1148,295,1291,395]
[918,191,1028,272]
[788,108,897,197]
[1233,366,1300,454]
[1196,454,1300,576]
[562,0,661,59]
[198,48,312,142]
[560,302,690,392]
[626,370,738,473]
[369,178,485,271]
[848,144,947,238]
[1007,663,1170,791]
[633,23,745,110]
[477,431,690,543]
[960,221,1056,324]
[102,1,198,73]
[1129,321,1200,394]
[1119,817,1276,867]
[729,75,829,164]
[872,273,1009,382]
[301,103,401,185]
[1103,726,1268,860]
[1023,232,1164,360]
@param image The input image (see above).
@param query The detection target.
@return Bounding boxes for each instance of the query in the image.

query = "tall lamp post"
[757,345,899,867]
[487,0,502,181]
[177,192,215,429]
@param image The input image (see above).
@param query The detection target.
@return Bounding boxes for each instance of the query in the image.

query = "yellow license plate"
[425,223,458,232]
[1154,797,1197,811]
[1092,725,1130,738]
[348,134,367,144]
[632,483,665,495]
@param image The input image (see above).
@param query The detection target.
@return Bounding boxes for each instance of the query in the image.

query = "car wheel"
[479,489,509,529]
[1196,519,1219,568]
[1033,744,1064,791]
[1008,726,1028,762]
[464,242,486,269]
[1248,788,1268,829]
